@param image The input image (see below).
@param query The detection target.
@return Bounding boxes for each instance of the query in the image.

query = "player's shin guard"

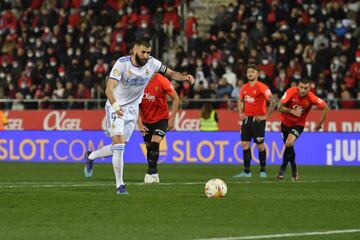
[282,146,294,171]
[243,149,252,173]
[112,144,125,188]
[259,150,266,172]
[147,142,160,174]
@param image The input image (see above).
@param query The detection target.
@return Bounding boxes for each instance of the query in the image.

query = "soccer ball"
[204,178,227,198]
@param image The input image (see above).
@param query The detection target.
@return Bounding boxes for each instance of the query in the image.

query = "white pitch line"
[0,179,360,188]
[196,229,360,240]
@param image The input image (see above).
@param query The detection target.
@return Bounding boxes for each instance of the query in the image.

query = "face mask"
[102,50,107,55]
[279,48,285,54]
[188,13,193,17]
[228,56,234,64]
[13,62,18,68]
[67,50,73,55]
[89,37,95,43]
[21,83,27,88]
[316,88,323,95]
[141,23,147,29]
[309,9,315,15]
[46,74,53,79]
[260,73,266,78]
[332,74,337,79]
[262,59,269,65]
[0,73,5,78]
[141,10,147,15]
[59,72,65,77]
[35,41,41,48]
[345,33,351,39]
[280,73,286,78]
[44,27,50,33]
[29,38,35,43]
[116,36,122,42]
[6,76,11,82]
[212,61,218,68]
[118,10,124,15]
[35,51,42,57]
[308,36,314,41]
[51,38,57,44]
[356,57,360,62]
[80,11,86,16]
[34,27,39,33]
[333,59,340,65]
[50,61,56,67]
[127,8,132,14]
[294,35,301,41]
[79,37,84,44]
[226,68,231,73]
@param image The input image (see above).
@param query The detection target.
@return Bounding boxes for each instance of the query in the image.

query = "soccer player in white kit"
[98,38,194,194]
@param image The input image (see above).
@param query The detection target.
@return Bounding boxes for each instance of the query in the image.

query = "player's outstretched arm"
[167,90,180,131]
[105,78,123,117]
[315,103,329,131]
[164,68,195,84]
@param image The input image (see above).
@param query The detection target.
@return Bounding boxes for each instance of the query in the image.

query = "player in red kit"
[234,64,276,178]
[277,78,328,181]
[138,73,180,183]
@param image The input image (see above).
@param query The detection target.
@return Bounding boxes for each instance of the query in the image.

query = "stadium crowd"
[0,0,359,110]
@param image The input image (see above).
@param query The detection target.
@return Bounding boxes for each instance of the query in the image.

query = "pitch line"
[0,179,360,188]
[196,229,360,240]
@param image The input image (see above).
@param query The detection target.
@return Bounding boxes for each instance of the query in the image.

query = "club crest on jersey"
[112,69,120,77]
[155,86,159,92]
[127,69,133,76]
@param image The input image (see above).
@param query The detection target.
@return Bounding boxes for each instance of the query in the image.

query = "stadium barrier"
[3,109,360,132]
[0,131,359,166]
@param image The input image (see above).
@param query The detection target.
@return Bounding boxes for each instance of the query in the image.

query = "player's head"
[297,79,310,97]
[246,64,259,81]
[132,37,152,67]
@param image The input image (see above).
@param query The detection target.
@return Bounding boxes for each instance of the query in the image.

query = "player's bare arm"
[237,98,245,120]
[278,102,302,117]
[137,111,149,134]
[105,78,124,117]
[164,68,195,84]
[167,90,180,131]
[315,103,329,131]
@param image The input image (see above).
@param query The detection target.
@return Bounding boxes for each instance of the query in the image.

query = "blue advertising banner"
[0,131,359,165]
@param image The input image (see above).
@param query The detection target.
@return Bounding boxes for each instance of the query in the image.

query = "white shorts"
[105,102,139,142]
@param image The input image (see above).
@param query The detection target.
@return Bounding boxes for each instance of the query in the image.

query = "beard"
[135,53,148,66]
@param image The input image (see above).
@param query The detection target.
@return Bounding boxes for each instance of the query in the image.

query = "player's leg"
[286,126,304,181]
[144,119,167,183]
[143,124,154,183]
[254,119,266,177]
[107,103,128,194]
[234,117,252,177]
[277,123,290,179]
[84,144,113,178]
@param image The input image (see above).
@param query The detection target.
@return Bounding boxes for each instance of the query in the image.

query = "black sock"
[288,147,297,175]
[259,150,266,172]
[282,146,295,171]
[243,149,251,173]
[147,142,160,174]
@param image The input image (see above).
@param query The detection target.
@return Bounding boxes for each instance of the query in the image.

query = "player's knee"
[285,141,294,148]
[256,143,265,152]
[241,141,250,149]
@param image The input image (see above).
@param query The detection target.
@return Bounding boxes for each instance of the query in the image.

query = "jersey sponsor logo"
[291,129,300,136]
[155,86,159,92]
[293,105,304,113]
[143,93,156,100]
[265,89,271,96]
[256,137,264,142]
[43,111,82,130]
[244,95,255,103]
[125,77,149,86]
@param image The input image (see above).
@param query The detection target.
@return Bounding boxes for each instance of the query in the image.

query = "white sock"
[89,144,113,160]
[112,144,125,188]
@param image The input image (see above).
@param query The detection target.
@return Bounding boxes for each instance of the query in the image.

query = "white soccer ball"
[204,178,227,198]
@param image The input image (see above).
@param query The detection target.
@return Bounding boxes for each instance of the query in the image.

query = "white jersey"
[108,55,166,106]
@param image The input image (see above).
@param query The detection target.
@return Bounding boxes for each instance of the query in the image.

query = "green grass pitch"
[0,162,359,240]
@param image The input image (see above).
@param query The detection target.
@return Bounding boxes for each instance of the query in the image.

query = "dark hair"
[246,64,260,72]
[133,37,151,48]
[299,78,310,84]
[200,102,214,119]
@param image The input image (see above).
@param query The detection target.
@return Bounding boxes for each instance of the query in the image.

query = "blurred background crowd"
[0,0,359,110]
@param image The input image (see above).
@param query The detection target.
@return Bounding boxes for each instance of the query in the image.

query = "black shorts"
[281,123,304,142]
[241,116,266,144]
[143,119,168,143]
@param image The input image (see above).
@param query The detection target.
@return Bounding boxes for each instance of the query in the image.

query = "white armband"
[112,102,121,111]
